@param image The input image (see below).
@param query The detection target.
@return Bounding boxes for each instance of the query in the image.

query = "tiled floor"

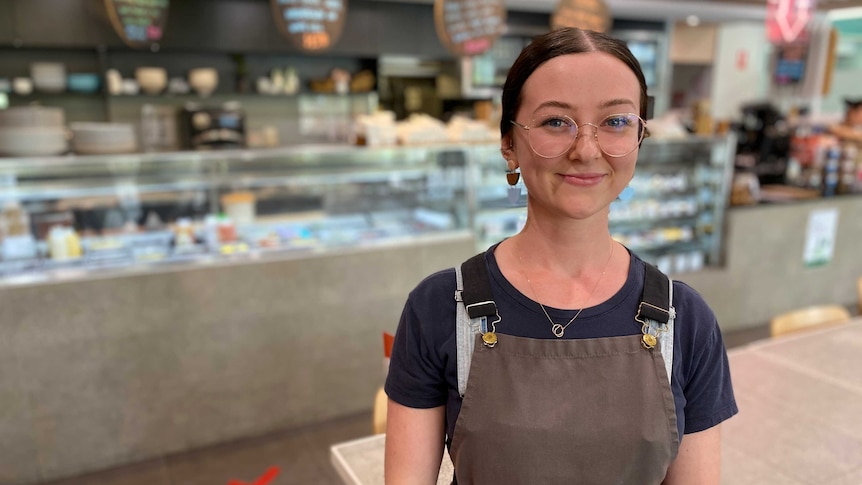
[41,412,373,485]
[39,325,771,485]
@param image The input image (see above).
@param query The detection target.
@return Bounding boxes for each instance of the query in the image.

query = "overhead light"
[827,6,862,21]
[686,15,701,27]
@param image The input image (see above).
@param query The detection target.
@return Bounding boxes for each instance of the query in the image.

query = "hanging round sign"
[551,0,611,33]
[434,0,506,57]
[104,0,170,49]
[270,0,347,52]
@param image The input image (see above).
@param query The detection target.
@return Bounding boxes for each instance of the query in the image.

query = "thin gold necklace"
[518,240,615,338]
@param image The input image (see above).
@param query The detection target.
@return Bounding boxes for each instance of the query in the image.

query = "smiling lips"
[560,173,606,186]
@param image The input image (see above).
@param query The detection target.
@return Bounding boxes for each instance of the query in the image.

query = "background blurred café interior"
[1,0,862,484]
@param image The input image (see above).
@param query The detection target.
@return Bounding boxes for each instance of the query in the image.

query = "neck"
[515,212,614,277]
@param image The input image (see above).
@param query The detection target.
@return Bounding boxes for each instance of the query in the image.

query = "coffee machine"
[180,102,246,150]
[734,103,791,185]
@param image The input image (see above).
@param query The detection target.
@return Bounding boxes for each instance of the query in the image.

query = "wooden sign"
[104,0,169,49]
[434,0,506,57]
[270,0,347,52]
[551,0,611,33]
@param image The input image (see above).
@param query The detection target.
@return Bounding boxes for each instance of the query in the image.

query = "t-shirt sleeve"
[384,277,450,409]
[677,285,739,434]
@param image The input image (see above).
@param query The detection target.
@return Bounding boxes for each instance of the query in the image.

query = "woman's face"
[848,105,862,128]
[504,52,642,222]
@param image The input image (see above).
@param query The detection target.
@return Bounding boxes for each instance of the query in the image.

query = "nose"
[569,122,602,158]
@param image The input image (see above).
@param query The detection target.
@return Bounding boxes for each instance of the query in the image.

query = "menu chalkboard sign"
[270,0,347,52]
[551,0,611,34]
[104,0,169,49]
[434,0,506,57]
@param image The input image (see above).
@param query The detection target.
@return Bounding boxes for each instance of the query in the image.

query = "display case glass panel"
[0,145,471,284]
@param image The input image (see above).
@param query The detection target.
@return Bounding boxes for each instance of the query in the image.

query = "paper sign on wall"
[803,208,838,267]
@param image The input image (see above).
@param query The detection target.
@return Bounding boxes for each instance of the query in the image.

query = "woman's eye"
[540,117,572,129]
[603,115,635,128]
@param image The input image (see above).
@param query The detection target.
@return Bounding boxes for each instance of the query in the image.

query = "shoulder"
[671,279,718,338]
[407,267,457,307]
[400,267,460,347]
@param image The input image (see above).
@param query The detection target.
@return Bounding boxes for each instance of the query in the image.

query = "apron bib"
[450,253,679,484]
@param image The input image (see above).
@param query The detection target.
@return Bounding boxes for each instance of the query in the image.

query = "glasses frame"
[510,113,649,159]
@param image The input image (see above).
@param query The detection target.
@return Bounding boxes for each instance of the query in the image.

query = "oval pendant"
[642,333,657,349]
[482,332,498,348]
[552,324,565,338]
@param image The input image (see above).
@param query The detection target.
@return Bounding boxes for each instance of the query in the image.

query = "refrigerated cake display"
[0,144,473,284]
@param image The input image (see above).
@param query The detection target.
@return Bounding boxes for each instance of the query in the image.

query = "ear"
[501,135,518,170]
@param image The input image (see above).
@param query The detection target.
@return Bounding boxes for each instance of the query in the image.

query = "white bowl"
[188,68,218,97]
[135,67,167,95]
[0,126,67,157]
[30,62,66,93]
[0,106,65,127]
[121,79,140,96]
[69,122,138,154]
[12,77,33,96]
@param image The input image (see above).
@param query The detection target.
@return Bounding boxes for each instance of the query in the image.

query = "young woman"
[385,28,737,484]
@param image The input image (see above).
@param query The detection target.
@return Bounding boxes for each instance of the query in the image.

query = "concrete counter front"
[0,234,475,484]
[682,195,862,333]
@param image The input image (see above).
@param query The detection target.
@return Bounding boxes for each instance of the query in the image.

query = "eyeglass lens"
[528,113,644,158]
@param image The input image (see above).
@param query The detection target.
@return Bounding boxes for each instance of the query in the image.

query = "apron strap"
[454,253,491,397]
[639,264,676,384]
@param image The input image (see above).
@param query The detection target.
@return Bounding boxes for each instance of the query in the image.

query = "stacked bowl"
[30,62,66,93]
[69,122,138,155]
[0,106,68,157]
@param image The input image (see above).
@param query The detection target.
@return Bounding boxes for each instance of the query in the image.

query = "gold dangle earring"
[506,162,521,205]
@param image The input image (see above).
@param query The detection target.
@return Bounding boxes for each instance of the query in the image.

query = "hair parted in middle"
[499,28,650,139]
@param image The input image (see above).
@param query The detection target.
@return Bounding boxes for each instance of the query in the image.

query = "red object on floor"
[228,466,280,485]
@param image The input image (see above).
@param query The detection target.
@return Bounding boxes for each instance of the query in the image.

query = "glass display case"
[0,145,471,285]
[470,135,736,274]
[0,137,733,285]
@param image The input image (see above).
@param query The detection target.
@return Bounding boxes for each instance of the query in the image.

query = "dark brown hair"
[500,28,649,138]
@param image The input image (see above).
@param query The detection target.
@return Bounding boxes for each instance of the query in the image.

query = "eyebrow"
[534,98,636,111]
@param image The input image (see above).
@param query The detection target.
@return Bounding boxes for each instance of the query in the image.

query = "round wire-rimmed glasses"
[510,113,648,158]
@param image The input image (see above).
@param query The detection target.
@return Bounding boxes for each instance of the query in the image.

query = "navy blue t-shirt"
[385,246,738,448]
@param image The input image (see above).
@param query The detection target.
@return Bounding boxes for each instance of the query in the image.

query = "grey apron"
[450,254,679,484]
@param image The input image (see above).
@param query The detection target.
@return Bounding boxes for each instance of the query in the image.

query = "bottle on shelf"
[838,143,858,195]
[822,145,841,197]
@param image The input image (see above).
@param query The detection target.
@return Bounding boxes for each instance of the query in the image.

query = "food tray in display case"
[0,145,474,285]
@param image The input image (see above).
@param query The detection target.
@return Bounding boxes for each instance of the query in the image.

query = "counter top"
[331,434,453,485]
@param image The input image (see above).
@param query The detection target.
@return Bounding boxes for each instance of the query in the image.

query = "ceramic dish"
[69,122,138,154]
[0,106,65,127]
[67,73,101,93]
[0,126,67,157]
